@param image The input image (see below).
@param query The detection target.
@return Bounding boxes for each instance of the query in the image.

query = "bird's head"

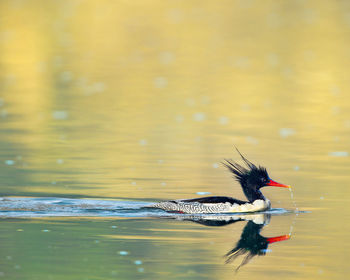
[223,149,290,201]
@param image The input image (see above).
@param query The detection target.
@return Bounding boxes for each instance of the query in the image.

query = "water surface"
[1,0,350,279]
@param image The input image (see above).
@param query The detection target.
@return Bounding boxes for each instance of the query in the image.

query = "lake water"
[0,1,350,279]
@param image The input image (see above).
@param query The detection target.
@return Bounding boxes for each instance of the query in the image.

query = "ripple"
[0,197,306,218]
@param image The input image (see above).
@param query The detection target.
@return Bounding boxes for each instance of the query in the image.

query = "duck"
[225,217,290,271]
[149,149,290,214]
[160,213,291,271]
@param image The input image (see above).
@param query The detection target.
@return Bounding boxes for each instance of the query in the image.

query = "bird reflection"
[171,213,290,271]
[224,218,290,271]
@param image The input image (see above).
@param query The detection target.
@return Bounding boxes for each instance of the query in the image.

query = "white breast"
[227,199,270,213]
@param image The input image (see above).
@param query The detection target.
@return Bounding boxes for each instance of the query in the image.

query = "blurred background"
[0,1,350,279]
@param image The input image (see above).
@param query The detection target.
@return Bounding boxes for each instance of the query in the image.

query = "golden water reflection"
[0,0,350,279]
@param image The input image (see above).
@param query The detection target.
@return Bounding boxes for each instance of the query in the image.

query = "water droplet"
[111,226,118,229]
[166,9,183,24]
[212,163,219,168]
[131,182,137,186]
[193,112,206,122]
[201,96,210,104]
[60,71,73,83]
[119,251,129,256]
[42,229,50,232]
[175,115,184,123]
[159,51,175,65]
[289,225,294,235]
[240,104,251,111]
[5,160,15,165]
[1,110,7,118]
[137,267,144,273]
[266,53,279,67]
[196,192,211,195]
[56,159,64,164]
[329,151,348,157]
[134,260,142,265]
[332,106,340,114]
[330,86,340,95]
[186,98,195,106]
[52,111,68,120]
[92,82,106,93]
[234,56,250,69]
[280,128,296,138]
[289,187,298,210]
[154,77,168,88]
[218,116,228,125]
[161,182,166,186]
[246,136,259,145]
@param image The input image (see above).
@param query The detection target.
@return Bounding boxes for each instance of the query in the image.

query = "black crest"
[223,148,269,188]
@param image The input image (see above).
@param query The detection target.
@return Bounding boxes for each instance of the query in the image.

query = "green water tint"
[1,0,350,278]
[0,214,297,280]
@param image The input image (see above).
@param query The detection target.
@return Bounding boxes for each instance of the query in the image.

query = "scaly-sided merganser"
[150,149,291,214]
[160,213,290,271]
[225,218,290,271]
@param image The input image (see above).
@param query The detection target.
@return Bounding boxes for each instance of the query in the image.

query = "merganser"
[150,149,291,214]
[161,213,290,271]
[225,218,290,271]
